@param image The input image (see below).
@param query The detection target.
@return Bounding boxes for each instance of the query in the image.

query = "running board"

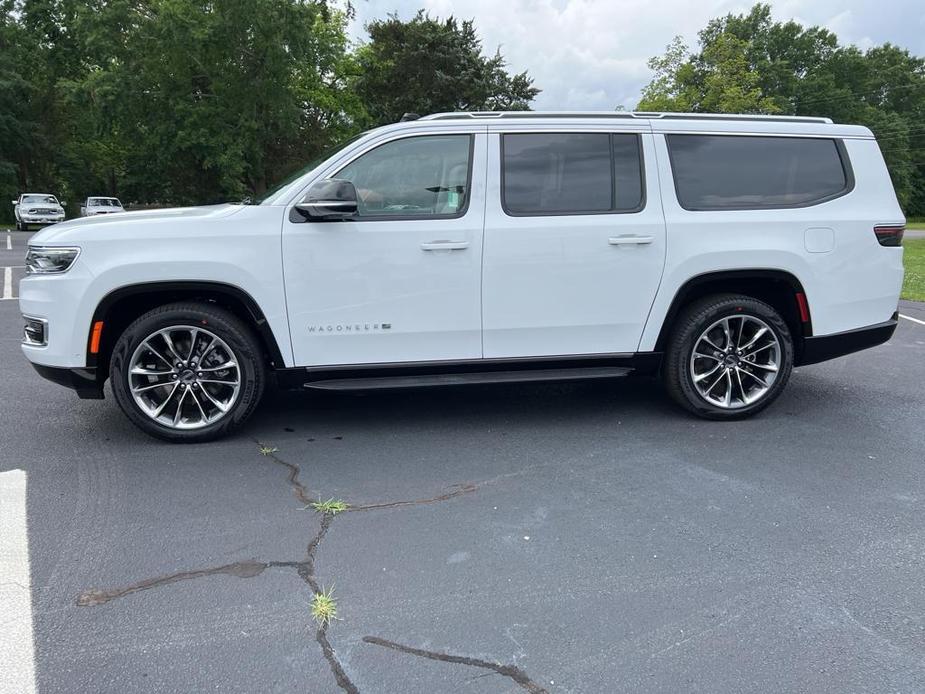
[303,366,633,391]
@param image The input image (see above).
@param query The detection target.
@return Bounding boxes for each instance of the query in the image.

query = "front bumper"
[797,313,898,366]
[30,364,104,399]
[20,215,65,224]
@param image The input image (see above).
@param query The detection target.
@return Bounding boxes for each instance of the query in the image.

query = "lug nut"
[197,372,203,377]
[171,374,178,379]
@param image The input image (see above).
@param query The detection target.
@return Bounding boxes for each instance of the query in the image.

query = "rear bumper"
[30,363,104,399]
[797,313,898,366]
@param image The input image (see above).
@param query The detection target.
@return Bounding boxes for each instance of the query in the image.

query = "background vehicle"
[80,197,125,217]
[12,193,66,230]
[19,112,904,442]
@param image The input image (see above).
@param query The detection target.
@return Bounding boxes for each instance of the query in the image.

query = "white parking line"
[1,267,11,301]
[900,313,925,327]
[5,234,10,250]
[0,470,37,694]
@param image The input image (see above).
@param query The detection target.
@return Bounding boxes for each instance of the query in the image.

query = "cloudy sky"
[347,0,925,111]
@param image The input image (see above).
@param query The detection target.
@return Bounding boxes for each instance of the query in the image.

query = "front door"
[282,131,486,367]
[481,129,666,358]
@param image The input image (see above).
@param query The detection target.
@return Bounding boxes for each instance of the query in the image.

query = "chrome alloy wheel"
[689,314,781,409]
[128,325,241,430]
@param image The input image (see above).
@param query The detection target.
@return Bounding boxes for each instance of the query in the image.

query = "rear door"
[481,126,666,358]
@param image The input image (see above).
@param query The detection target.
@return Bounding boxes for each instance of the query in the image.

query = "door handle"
[608,235,654,246]
[421,240,469,251]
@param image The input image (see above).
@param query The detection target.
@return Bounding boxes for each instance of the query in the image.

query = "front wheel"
[110,302,266,442]
[663,294,794,419]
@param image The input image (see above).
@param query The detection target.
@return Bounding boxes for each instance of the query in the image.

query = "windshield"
[256,131,369,205]
[89,198,121,207]
[22,195,58,205]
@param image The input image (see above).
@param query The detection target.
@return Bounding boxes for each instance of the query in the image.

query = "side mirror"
[12,200,18,205]
[60,201,67,207]
[294,179,358,222]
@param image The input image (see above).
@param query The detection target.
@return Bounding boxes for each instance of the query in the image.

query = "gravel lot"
[2,229,925,693]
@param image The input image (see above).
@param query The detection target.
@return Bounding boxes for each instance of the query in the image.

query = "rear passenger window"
[666,135,851,210]
[502,133,643,215]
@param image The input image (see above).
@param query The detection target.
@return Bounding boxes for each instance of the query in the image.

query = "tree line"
[0,1,537,219]
[2,2,923,220]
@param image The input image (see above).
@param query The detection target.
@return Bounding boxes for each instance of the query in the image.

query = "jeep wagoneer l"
[20,112,904,441]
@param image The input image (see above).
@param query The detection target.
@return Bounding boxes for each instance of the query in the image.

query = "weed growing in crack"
[311,585,340,626]
[258,445,279,456]
[308,498,350,515]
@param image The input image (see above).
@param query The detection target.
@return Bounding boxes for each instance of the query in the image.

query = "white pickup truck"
[12,193,66,230]
[80,197,125,217]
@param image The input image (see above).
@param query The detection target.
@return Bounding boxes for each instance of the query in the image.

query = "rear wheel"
[663,294,794,419]
[110,302,266,442]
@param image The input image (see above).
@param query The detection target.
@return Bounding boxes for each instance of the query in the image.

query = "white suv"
[19,112,905,441]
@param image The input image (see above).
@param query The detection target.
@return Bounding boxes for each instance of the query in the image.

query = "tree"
[3,0,365,209]
[352,11,540,126]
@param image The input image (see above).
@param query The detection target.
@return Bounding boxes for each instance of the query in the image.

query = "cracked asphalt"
[3,229,925,693]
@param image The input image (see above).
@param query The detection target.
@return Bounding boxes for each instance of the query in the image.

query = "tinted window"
[667,135,849,210]
[502,133,643,215]
[336,135,472,218]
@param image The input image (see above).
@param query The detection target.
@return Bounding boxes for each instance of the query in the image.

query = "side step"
[303,366,633,391]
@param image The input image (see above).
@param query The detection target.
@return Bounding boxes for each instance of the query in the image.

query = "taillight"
[874,224,904,247]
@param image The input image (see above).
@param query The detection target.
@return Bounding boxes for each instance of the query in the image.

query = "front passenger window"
[336,135,473,218]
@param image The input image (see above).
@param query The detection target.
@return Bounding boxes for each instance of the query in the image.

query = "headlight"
[25,246,81,274]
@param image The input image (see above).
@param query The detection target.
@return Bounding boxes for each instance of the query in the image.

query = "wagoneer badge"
[308,323,392,333]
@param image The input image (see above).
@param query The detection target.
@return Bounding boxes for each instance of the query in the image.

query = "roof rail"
[420,111,833,124]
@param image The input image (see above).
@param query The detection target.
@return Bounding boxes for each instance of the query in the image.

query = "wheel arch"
[87,281,287,376]
[653,269,812,361]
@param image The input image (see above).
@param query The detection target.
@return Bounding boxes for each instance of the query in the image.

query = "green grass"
[907,221,925,231]
[903,238,925,302]
[308,498,349,515]
[310,585,339,626]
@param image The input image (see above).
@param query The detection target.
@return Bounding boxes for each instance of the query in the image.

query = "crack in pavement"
[362,636,549,693]
[76,560,269,607]
[255,438,480,512]
[76,445,545,692]
[255,439,313,505]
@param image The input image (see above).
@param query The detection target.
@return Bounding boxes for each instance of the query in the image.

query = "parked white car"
[80,197,125,217]
[12,193,66,230]
[20,111,904,441]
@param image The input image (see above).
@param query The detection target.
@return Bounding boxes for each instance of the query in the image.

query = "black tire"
[110,302,266,442]
[16,219,24,231]
[663,293,794,420]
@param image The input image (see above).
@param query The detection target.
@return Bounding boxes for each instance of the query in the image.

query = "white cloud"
[349,0,925,111]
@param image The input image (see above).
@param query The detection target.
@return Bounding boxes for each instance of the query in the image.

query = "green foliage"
[353,11,540,126]
[1,2,537,219]
[308,498,349,515]
[903,238,925,302]
[310,584,339,626]
[637,3,925,216]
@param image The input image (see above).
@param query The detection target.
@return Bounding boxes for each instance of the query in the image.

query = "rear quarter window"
[666,134,853,211]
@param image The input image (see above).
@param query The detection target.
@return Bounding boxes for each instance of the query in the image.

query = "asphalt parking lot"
[2,228,925,693]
